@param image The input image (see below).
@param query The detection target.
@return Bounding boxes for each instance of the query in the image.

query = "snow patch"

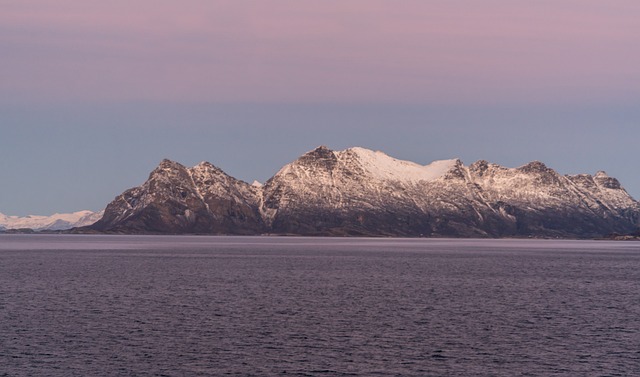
[341,147,458,184]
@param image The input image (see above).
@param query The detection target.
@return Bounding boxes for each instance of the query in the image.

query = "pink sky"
[2,0,639,104]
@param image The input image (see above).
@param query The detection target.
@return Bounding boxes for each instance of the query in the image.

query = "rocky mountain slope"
[0,210,103,231]
[91,159,264,234]
[87,147,640,238]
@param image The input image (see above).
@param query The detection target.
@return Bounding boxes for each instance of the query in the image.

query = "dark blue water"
[1,235,639,376]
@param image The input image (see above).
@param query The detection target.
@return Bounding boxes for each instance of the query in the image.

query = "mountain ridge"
[0,210,104,231]
[86,146,640,238]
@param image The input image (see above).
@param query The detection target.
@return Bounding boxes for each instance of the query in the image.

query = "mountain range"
[85,146,639,238]
[0,210,104,232]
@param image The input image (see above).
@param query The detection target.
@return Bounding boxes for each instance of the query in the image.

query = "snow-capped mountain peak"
[339,147,459,184]
[273,146,458,186]
[0,210,104,231]
[86,146,640,238]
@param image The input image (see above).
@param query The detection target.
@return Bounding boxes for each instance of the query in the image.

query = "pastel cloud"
[2,0,639,104]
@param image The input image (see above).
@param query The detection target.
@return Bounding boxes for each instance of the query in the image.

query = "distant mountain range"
[0,210,103,232]
[81,146,639,238]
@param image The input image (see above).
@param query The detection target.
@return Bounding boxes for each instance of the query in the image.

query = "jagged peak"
[470,159,490,169]
[594,171,622,189]
[522,160,547,169]
[470,160,514,176]
[154,159,187,172]
[303,145,336,158]
[567,171,623,190]
[188,160,254,188]
[518,160,553,174]
[469,160,490,176]
[147,159,189,181]
[293,146,339,169]
[191,161,224,173]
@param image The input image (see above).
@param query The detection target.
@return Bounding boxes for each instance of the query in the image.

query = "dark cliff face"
[88,147,640,238]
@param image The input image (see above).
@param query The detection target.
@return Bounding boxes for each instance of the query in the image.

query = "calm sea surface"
[1,235,639,376]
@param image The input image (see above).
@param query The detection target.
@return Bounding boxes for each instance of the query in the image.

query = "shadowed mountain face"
[89,147,640,238]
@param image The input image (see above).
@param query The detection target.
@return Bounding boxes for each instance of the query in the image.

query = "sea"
[1,235,639,376]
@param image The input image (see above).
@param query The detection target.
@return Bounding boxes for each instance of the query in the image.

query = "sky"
[1,0,639,215]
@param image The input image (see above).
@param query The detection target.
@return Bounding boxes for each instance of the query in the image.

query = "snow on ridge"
[341,147,458,183]
[0,210,104,231]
